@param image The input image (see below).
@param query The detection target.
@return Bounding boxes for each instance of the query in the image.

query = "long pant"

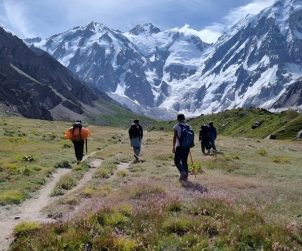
[201,141,210,154]
[72,140,84,161]
[133,146,141,156]
[209,139,216,150]
[174,146,190,175]
[131,137,141,156]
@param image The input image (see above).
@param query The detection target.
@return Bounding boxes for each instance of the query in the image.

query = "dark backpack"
[130,124,141,138]
[73,122,82,129]
[179,124,195,149]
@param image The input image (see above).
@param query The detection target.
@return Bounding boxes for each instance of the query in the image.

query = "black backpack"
[179,124,195,149]
[130,124,141,138]
[73,122,82,129]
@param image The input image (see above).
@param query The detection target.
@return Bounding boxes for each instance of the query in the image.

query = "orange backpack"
[64,124,90,141]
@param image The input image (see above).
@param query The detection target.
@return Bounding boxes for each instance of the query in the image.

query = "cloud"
[224,0,277,25]
[199,0,277,43]
[2,0,34,38]
[0,0,277,42]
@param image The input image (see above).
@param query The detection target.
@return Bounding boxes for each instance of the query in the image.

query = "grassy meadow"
[154,108,302,140]
[0,114,302,250]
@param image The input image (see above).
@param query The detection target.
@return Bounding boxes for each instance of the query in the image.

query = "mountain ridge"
[0,26,151,125]
[25,0,302,118]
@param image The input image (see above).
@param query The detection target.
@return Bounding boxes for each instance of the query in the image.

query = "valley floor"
[0,116,301,250]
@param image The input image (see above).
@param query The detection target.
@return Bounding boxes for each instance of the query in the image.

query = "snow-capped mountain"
[26,22,155,109]
[125,24,211,116]
[25,0,302,118]
[164,0,302,115]
[25,22,210,118]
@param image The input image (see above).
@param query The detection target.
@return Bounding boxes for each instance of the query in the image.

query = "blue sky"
[0,0,276,43]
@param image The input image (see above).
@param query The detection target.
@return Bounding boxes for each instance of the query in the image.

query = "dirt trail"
[66,159,102,196]
[0,152,101,251]
[64,162,131,220]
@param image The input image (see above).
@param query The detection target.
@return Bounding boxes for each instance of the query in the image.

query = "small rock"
[269,134,277,140]
[14,216,21,220]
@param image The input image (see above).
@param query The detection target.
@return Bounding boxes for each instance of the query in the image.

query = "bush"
[256,148,268,156]
[188,162,203,174]
[129,183,165,199]
[272,156,291,164]
[54,161,72,169]
[0,190,25,205]
[14,221,41,237]
[51,174,77,196]
[117,170,128,178]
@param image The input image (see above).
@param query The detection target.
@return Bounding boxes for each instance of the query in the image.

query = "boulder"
[252,121,263,129]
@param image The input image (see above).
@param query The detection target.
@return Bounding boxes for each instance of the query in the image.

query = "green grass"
[273,114,302,139]
[0,115,117,204]
[51,163,90,196]
[152,108,302,140]
[87,99,155,128]
[9,197,302,250]
[13,221,41,237]
[0,190,25,205]
[2,114,302,250]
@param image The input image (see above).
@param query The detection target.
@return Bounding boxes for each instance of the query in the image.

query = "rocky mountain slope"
[173,0,302,115]
[0,26,148,124]
[25,23,210,119]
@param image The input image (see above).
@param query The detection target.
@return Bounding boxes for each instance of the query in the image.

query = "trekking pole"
[189,150,194,166]
[189,150,197,178]
[86,139,88,154]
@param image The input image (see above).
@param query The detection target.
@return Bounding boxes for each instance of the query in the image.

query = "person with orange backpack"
[64,120,91,164]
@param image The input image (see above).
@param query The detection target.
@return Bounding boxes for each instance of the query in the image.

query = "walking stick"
[86,139,88,154]
[189,150,197,178]
[189,150,194,166]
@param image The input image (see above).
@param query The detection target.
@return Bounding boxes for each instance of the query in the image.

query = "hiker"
[128,119,143,162]
[199,125,210,155]
[172,114,194,181]
[64,120,91,164]
[208,121,217,153]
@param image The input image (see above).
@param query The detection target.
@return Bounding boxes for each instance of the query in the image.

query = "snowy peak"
[129,23,161,35]
[251,0,302,37]
[83,21,108,33]
[23,0,302,119]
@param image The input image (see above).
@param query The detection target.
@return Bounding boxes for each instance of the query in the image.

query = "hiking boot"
[134,154,139,161]
[179,172,188,181]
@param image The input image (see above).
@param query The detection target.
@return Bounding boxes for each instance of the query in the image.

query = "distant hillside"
[153,108,302,140]
[0,27,153,126]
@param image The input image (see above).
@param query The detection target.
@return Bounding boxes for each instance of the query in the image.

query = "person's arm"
[140,125,143,139]
[172,130,177,153]
[128,127,132,139]
[199,130,202,141]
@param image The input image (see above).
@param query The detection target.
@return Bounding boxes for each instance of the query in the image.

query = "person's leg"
[133,147,140,161]
[136,144,141,156]
[205,140,211,154]
[174,147,183,174]
[73,140,84,162]
[180,148,189,179]
[211,140,216,151]
[201,142,205,154]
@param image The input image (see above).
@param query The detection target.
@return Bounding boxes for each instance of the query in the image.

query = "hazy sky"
[0,0,276,43]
